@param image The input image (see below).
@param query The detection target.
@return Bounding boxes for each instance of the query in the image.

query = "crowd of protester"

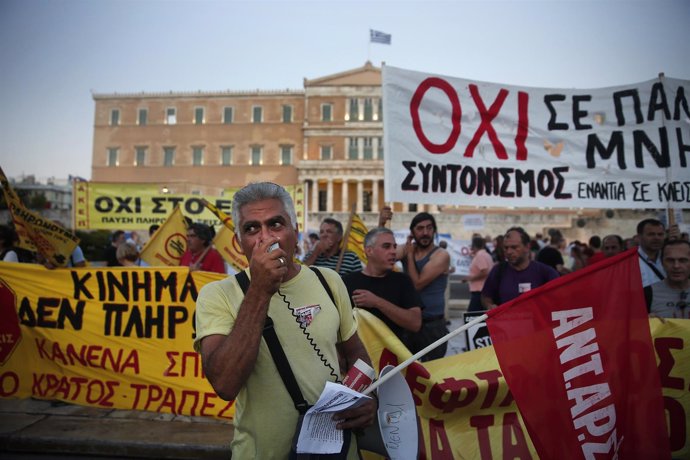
[1,210,687,324]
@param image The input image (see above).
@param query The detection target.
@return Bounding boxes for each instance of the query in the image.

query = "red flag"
[486,249,670,459]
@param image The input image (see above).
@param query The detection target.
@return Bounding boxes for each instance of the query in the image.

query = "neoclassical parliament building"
[91,62,646,238]
[91,62,427,231]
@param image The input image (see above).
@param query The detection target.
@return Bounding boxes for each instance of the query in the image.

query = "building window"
[221,146,233,165]
[250,146,262,165]
[280,146,292,165]
[135,147,146,166]
[364,98,373,121]
[349,99,359,121]
[223,107,234,124]
[252,106,263,123]
[408,203,418,212]
[320,145,332,160]
[282,105,293,123]
[192,146,204,166]
[194,107,204,125]
[164,147,175,167]
[377,136,384,159]
[321,104,332,122]
[363,137,373,160]
[107,148,119,166]
[138,108,148,126]
[318,190,327,212]
[110,109,120,126]
[348,138,358,160]
[166,107,176,125]
[378,98,383,122]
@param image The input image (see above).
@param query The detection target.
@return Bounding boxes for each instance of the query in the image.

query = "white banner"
[383,65,689,209]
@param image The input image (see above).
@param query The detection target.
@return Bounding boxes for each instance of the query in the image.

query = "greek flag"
[370,29,391,45]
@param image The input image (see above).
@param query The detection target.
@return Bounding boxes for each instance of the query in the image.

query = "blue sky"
[1,0,688,181]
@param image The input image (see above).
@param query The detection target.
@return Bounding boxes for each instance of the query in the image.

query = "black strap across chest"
[638,252,665,282]
[234,266,334,414]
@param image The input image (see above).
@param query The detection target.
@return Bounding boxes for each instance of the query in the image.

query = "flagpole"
[336,203,356,273]
[658,72,676,231]
[363,313,489,396]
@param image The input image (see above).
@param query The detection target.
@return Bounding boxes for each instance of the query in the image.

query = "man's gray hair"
[364,227,394,248]
[231,182,297,240]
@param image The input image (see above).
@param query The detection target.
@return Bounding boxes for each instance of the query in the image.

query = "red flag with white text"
[486,249,670,459]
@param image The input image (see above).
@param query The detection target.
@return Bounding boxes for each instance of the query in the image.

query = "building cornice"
[92,89,304,100]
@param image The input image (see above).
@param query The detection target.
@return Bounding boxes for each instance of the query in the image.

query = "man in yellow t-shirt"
[194,182,376,459]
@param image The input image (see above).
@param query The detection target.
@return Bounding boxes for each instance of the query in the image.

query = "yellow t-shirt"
[194,266,359,459]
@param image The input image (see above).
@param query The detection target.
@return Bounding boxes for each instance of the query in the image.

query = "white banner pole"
[363,313,489,395]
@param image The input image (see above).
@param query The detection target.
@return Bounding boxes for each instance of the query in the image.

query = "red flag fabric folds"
[486,249,670,459]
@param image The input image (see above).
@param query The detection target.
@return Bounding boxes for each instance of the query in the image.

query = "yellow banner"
[1,167,79,267]
[213,225,247,272]
[74,181,305,231]
[355,310,689,459]
[139,206,188,266]
[202,199,247,272]
[0,263,233,419]
[74,182,234,230]
[0,263,686,458]
[346,213,368,264]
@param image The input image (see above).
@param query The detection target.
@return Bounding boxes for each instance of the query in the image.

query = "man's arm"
[378,206,392,227]
[352,289,422,332]
[199,240,287,401]
[407,248,451,291]
[302,236,334,266]
[480,293,497,310]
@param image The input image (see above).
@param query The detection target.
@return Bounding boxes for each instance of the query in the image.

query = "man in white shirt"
[636,218,667,287]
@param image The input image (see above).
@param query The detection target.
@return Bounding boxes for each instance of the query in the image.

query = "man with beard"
[343,227,422,350]
[397,212,451,361]
[481,227,559,309]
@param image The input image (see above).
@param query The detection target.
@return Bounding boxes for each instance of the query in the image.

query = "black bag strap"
[309,266,335,306]
[638,252,665,282]
[235,270,309,414]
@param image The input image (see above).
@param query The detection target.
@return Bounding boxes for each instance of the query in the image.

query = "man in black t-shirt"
[537,228,568,275]
[343,227,422,349]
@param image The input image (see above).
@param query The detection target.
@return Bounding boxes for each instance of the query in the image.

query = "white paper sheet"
[296,381,372,454]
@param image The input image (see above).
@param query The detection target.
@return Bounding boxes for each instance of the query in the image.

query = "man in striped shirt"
[303,217,362,276]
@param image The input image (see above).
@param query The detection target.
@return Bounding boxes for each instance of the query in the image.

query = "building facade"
[92,62,428,232]
[92,62,671,239]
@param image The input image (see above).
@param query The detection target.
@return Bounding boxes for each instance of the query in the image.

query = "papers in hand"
[296,381,372,454]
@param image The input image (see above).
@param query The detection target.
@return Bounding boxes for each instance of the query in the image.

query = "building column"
[341,180,349,213]
[372,179,379,213]
[327,179,333,213]
[356,180,364,214]
[311,179,319,213]
[358,98,364,121]
[357,137,363,160]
